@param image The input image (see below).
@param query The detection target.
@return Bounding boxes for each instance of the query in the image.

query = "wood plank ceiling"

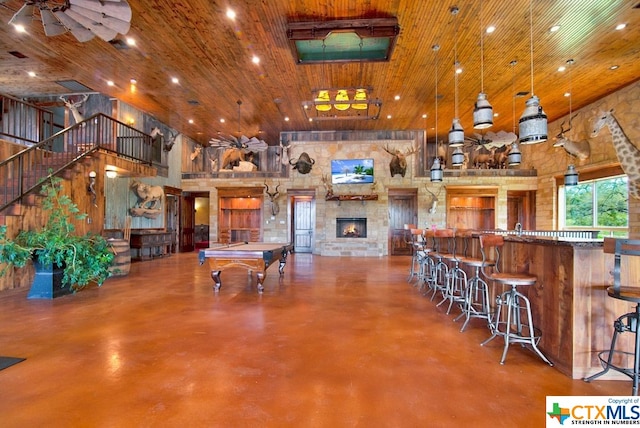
[0,0,638,147]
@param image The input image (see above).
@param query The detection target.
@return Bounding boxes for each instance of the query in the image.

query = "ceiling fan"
[464,130,517,151]
[8,0,131,42]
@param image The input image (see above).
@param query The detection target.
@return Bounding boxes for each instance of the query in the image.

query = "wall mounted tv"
[331,159,374,184]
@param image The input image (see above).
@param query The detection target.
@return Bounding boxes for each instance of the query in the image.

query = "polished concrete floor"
[0,252,628,427]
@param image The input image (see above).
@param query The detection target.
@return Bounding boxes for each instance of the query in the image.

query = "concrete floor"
[0,252,627,427]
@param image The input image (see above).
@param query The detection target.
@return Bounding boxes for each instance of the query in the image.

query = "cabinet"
[130,230,172,261]
[446,187,496,230]
[218,188,263,243]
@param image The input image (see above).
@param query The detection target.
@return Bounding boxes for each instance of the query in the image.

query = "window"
[559,175,628,238]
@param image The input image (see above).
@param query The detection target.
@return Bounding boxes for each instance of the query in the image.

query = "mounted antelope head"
[321,173,334,197]
[60,94,89,124]
[382,144,419,177]
[424,185,443,214]
[264,181,281,216]
[190,145,202,161]
[553,117,590,160]
[279,141,292,166]
[164,131,180,152]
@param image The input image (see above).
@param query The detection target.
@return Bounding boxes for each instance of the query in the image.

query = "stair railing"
[0,113,154,214]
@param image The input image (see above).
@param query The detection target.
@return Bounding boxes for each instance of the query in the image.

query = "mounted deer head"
[424,185,443,214]
[382,144,418,177]
[264,181,281,216]
[190,145,202,161]
[321,173,334,197]
[60,94,89,124]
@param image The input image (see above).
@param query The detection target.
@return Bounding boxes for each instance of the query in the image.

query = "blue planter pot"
[27,258,71,299]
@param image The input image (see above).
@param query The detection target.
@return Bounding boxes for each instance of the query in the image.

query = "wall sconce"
[88,170,97,206]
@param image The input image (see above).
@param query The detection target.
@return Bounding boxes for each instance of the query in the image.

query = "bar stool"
[478,234,553,366]
[455,230,493,332]
[403,224,419,282]
[437,229,468,315]
[428,229,452,302]
[419,229,437,294]
[584,238,640,395]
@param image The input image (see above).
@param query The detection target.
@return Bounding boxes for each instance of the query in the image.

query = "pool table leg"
[211,271,222,292]
[256,272,265,293]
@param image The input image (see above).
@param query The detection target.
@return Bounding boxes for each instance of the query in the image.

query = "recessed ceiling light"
[386,114,392,119]
[107,80,114,86]
[549,25,561,33]
[130,78,137,84]
[564,92,571,97]
[616,23,626,30]
[171,77,179,84]
[558,66,566,72]
[422,113,428,119]
[188,119,194,124]
[14,25,26,33]
[220,118,225,123]
[126,37,136,46]
[493,113,499,117]
[394,95,400,101]
[226,9,236,20]
[27,71,36,77]
[284,117,290,122]
[610,65,620,70]
[486,25,495,34]
[252,55,260,65]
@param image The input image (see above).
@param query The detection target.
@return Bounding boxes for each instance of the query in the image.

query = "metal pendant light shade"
[507,142,522,166]
[448,118,464,147]
[473,93,493,129]
[519,95,547,144]
[564,164,579,186]
[430,158,443,182]
[451,147,465,167]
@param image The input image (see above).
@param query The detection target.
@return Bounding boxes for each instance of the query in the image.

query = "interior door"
[180,194,195,252]
[388,190,418,255]
[293,196,314,253]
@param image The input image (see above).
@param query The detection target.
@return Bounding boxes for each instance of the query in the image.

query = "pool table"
[198,242,293,293]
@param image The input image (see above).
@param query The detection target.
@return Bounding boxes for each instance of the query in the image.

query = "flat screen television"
[331,158,374,184]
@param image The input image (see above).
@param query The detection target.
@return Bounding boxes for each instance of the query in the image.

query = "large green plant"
[0,176,114,290]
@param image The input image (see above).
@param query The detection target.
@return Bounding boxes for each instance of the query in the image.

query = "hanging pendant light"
[564,164,578,186]
[508,60,521,167]
[448,7,464,147]
[473,0,493,129]
[431,44,443,182]
[519,0,547,144]
[451,147,465,167]
[334,89,350,111]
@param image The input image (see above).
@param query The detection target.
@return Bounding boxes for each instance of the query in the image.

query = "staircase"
[0,113,155,218]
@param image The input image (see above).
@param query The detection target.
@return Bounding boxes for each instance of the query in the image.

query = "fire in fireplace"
[336,218,367,238]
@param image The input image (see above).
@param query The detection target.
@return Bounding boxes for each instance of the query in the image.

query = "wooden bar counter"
[463,233,636,380]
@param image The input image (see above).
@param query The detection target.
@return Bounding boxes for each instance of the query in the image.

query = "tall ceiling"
[0,0,639,147]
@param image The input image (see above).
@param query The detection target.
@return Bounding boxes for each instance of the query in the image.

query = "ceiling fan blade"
[40,8,67,37]
[53,10,95,42]
[67,5,131,34]
[63,9,119,41]
[69,0,132,23]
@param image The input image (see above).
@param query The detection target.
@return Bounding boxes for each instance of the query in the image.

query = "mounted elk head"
[264,182,281,216]
[60,94,89,124]
[290,152,315,174]
[382,144,418,177]
[553,118,591,160]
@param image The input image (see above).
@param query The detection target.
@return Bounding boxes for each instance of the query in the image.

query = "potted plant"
[0,176,114,298]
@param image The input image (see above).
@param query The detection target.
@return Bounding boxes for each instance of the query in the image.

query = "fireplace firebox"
[336,218,367,238]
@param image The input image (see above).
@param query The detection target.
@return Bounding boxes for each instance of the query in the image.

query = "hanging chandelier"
[8,0,132,43]
[507,60,522,166]
[518,0,548,144]
[302,87,382,121]
[430,44,443,182]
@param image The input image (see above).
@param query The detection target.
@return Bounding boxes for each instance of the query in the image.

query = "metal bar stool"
[584,238,640,395]
[419,229,437,294]
[478,234,553,366]
[454,230,493,332]
[436,229,468,315]
[428,229,452,302]
[403,224,419,282]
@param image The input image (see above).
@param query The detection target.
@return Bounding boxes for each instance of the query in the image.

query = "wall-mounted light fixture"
[105,167,117,178]
[88,170,97,206]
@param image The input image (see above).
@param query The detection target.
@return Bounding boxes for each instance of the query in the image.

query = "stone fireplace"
[336,218,367,238]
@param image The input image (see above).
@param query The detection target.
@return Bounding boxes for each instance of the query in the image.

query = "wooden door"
[388,190,417,255]
[507,190,536,230]
[180,194,195,252]
[293,196,314,253]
